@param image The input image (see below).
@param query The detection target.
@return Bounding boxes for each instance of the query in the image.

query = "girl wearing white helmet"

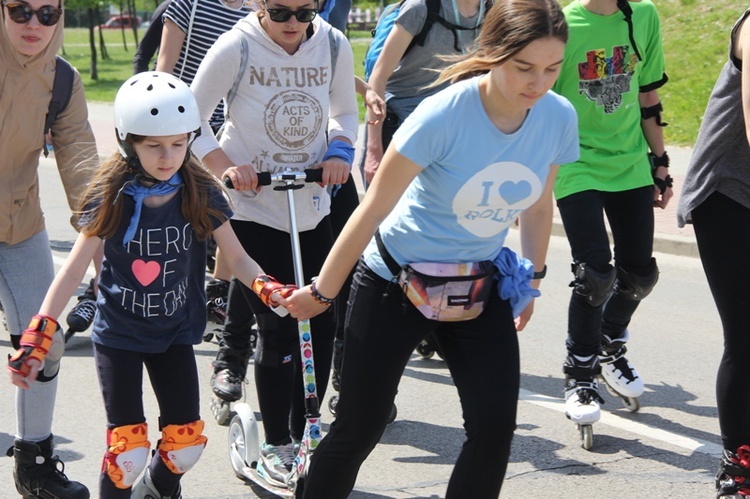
[8,71,275,499]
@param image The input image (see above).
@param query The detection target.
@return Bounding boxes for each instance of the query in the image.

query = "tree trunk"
[87,8,98,80]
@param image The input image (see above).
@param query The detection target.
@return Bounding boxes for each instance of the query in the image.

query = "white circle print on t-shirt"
[453,161,546,238]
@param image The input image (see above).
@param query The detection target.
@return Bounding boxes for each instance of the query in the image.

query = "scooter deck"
[244,467,296,498]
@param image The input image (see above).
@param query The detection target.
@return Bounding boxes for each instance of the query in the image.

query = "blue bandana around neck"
[121,172,184,246]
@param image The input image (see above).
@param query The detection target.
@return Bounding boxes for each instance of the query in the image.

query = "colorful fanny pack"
[375,231,496,322]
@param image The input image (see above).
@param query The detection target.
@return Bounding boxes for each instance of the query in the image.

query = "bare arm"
[736,15,750,146]
[355,76,386,125]
[10,233,101,389]
[639,89,672,209]
[39,234,102,321]
[515,165,559,331]
[280,147,423,320]
[212,221,264,286]
[364,24,414,184]
[155,19,186,74]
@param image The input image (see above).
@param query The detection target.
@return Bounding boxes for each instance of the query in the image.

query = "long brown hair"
[436,0,568,85]
[77,136,228,241]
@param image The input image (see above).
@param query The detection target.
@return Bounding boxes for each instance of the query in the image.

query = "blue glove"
[493,247,541,318]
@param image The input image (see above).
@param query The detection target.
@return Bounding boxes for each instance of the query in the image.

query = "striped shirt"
[163,0,250,130]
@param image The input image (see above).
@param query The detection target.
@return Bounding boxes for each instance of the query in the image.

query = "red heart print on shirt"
[132,259,161,286]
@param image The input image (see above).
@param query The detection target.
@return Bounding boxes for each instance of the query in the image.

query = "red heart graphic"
[131,260,161,287]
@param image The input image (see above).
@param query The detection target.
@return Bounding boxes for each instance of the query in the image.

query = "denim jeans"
[303,260,519,499]
[557,186,655,357]
[0,230,58,441]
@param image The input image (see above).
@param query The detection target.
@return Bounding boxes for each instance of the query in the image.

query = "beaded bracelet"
[310,281,335,306]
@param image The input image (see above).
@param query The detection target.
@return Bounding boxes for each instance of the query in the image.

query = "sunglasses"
[5,2,62,26]
[264,1,317,23]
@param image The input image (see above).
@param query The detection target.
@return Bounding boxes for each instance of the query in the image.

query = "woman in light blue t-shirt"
[281,0,579,497]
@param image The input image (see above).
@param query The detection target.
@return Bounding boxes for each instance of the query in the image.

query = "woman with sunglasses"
[189,0,358,489]
[1,0,98,497]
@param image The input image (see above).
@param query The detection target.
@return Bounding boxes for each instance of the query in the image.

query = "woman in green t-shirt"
[550,0,671,448]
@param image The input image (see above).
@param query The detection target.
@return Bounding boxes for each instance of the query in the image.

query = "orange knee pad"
[102,422,151,489]
[157,420,207,474]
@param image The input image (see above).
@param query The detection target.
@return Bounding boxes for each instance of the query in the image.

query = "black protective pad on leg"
[570,262,616,307]
[613,258,659,301]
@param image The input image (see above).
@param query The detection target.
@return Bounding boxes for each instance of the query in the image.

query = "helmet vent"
[178,106,186,113]
[150,108,159,116]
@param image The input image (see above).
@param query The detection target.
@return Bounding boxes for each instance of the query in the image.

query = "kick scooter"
[225,169,323,497]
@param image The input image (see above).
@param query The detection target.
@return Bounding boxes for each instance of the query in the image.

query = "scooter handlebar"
[223,169,324,189]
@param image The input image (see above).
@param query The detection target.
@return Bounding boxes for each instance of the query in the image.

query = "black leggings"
[229,219,336,444]
[93,343,200,498]
[303,261,519,499]
[557,186,655,356]
[692,191,750,451]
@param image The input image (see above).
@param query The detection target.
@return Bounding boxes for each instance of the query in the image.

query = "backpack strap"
[43,56,74,157]
[413,0,490,53]
[328,27,340,82]
[411,0,442,48]
[225,36,249,117]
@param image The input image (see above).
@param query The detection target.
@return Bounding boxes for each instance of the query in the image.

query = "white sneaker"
[257,442,295,487]
[564,379,602,426]
[600,345,644,399]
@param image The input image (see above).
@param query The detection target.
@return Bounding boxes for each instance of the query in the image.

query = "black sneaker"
[66,279,96,333]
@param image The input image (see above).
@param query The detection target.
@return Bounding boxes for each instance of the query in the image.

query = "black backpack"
[43,56,74,157]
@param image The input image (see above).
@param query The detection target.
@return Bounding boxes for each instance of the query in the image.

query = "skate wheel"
[63,329,76,343]
[211,398,231,425]
[328,395,338,416]
[203,330,214,342]
[387,403,397,424]
[228,415,248,480]
[416,341,434,360]
[622,396,640,413]
[579,424,593,450]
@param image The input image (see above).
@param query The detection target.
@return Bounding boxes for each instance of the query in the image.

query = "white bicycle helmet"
[114,71,201,159]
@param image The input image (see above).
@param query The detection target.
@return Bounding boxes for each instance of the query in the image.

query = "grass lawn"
[62,0,742,146]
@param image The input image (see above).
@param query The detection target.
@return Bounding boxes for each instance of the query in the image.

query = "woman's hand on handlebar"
[222,164,259,191]
[277,285,330,321]
[317,158,350,187]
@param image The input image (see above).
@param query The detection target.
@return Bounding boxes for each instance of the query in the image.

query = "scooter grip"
[223,172,273,189]
[304,169,324,183]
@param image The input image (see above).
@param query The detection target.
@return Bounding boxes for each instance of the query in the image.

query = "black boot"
[210,345,253,402]
[8,435,90,499]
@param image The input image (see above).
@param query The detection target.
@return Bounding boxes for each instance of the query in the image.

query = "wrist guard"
[251,275,297,308]
[653,174,673,195]
[8,314,58,377]
[641,102,668,127]
[649,151,670,173]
